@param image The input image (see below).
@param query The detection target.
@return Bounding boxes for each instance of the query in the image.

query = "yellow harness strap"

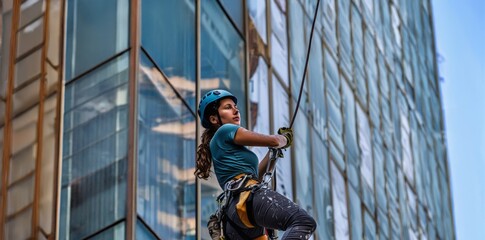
[231,174,268,239]
[236,179,259,228]
[230,174,258,228]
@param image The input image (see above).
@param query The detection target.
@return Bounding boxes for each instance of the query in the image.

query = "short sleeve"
[216,124,240,143]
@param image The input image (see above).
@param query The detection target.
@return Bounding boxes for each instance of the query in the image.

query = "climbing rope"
[290,0,322,128]
[266,0,321,187]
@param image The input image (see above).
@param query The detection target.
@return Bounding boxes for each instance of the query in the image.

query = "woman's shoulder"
[214,124,242,141]
[218,123,241,132]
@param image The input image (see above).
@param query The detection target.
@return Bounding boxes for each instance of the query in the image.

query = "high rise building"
[0,0,454,239]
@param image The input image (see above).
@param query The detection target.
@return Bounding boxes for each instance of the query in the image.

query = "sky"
[432,0,485,239]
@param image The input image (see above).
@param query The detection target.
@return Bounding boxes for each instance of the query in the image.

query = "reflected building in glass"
[0,0,454,239]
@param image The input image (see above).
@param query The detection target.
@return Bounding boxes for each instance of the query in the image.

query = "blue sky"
[432,0,485,239]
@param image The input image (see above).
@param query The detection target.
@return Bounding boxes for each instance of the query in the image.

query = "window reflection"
[200,0,245,126]
[348,185,362,240]
[65,0,129,80]
[249,57,269,160]
[60,53,129,240]
[294,109,313,213]
[1,10,13,98]
[248,0,267,44]
[357,104,374,211]
[342,80,358,160]
[400,113,414,184]
[89,222,125,240]
[141,0,196,111]
[331,162,349,240]
[6,105,38,239]
[312,130,333,239]
[272,75,292,198]
[219,0,243,33]
[137,53,196,239]
[337,0,352,79]
[137,220,158,240]
[364,210,376,240]
[289,0,306,100]
[271,0,289,86]
[321,0,337,57]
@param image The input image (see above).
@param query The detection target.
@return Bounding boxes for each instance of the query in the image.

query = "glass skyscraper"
[0,0,454,239]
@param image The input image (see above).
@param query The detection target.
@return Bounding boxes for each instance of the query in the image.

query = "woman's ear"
[209,115,219,125]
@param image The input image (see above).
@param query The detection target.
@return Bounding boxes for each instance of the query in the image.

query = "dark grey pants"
[224,187,316,239]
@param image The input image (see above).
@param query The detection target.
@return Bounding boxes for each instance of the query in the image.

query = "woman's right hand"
[277,127,293,149]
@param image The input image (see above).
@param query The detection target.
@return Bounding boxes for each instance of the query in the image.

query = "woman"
[196,89,316,239]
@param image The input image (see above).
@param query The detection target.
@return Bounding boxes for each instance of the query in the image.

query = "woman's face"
[210,98,240,126]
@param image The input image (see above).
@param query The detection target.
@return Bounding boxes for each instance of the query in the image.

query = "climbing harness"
[208,0,321,239]
[209,174,264,239]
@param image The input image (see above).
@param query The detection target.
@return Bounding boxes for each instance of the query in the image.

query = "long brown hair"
[195,100,221,179]
[195,126,218,179]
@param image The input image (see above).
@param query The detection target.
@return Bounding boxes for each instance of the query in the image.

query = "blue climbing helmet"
[198,89,238,128]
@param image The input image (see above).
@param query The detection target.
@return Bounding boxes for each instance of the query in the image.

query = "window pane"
[47,0,62,66]
[141,0,196,110]
[321,0,337,57]
[400,113,414,183]
[357,103,374,211]
[14,48,42,89]
[364,210,377,240]
[337,0,352,79]
[249,57,269,160]
[1,10,13,98]
[308,31,326,138]
[219,0,243,32]
[272,75,292,198]
[271,0,289,86]
[7,174,35,216]
[294,108,313,213]
[10,105,38,185]
[271,32,289,86]
[12,79,40,117]
[89,221,125,240]
[39,95,57,235]
[19,0,44,29]
[136,220,158,240]
[312,130,333,239]
[248,0,267,43]
[5,206,32,240]
[351,4,364,76]
[17,16,44,58]
[137,53,196,239]
[331,162,349,240]
[342,80,358,159]
[60,53,129,240]
[65,0,129,80]
[348,185,362,240]
[289,0,306,100]
[200,0,246,125]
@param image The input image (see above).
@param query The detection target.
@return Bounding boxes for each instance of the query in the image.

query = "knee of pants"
[289,209,317,231]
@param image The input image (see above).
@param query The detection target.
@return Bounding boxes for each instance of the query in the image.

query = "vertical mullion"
[0,0,20,236]
[32,0,50,238]
[195,0,201,239]
[243,0,250,128]
[52,0,67,238]
[126,0,140,238]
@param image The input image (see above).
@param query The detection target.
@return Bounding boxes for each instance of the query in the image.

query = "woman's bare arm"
[258,151,275,181]
[233,127,287,148]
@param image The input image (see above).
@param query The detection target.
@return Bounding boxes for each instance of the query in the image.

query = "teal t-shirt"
[210,123,259,189]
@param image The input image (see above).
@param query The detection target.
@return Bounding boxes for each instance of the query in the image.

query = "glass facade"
[0,0,455,239]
